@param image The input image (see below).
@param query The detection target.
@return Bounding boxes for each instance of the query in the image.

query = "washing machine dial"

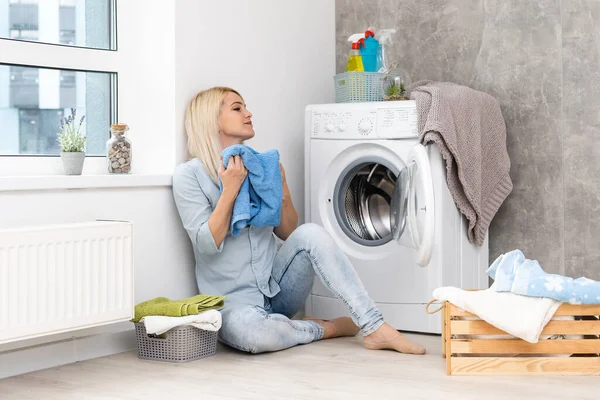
[358,118,372,135]
[325,123,335,133]
[338,122,347,132]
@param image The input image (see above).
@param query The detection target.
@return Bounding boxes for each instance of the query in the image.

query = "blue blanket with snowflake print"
[486,249,600,304]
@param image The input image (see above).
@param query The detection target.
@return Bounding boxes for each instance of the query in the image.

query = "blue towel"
[487,249,600,304]
[220,145,282,236]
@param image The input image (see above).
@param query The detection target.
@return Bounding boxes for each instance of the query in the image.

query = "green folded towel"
[132,294,226,323]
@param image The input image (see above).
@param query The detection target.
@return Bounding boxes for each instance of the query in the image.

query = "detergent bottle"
[346,33,365,72]
[375,28,397,73]
[360,27,379,72]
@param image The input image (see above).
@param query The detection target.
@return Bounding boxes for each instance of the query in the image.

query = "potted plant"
[383,77,408,101]
[57,108,86,175]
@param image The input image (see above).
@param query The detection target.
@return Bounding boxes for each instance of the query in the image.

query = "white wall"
[174,0,336,223]
[117,1,177,175]
[0,0,335,378]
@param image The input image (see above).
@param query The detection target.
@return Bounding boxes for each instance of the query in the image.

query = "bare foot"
[305,316,360,339]
[364,322,426,355]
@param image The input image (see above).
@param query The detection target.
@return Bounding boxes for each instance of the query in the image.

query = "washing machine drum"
[335,162,409,247]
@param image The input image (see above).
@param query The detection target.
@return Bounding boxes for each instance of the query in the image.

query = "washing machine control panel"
[308,101,418,140]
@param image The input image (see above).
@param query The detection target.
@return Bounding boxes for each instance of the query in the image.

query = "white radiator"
[0,221,134,345]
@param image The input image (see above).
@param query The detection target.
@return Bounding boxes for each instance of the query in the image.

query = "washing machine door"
[391,144,435,267]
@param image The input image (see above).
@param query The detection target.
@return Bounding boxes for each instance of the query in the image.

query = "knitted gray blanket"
[407,81,513,247]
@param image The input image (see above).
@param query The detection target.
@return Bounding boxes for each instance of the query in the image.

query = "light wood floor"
[0,333,597,400]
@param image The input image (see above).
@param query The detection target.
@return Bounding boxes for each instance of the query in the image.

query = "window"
[0,0,117,159]
[0,64,115,156]
[3,0,114,50]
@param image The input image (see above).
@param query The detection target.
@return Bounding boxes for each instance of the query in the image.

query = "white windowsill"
[0,174,173,192]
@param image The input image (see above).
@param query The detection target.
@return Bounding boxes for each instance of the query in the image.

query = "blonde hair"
[184,86,243,184]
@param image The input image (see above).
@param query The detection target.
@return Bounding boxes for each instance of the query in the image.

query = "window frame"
[0,0,121,175]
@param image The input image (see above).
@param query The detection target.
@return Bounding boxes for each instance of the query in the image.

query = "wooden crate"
[441,301,600,375]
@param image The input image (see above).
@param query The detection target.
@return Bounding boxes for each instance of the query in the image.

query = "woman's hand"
[208,156,245,249]
[219,155,247,198]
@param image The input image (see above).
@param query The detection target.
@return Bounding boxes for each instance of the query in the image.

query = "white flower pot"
[60,152,85,175]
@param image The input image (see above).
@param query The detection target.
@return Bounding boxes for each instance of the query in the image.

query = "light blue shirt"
[172,158,281,306]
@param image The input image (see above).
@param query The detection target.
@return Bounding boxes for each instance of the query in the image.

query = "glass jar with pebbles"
[106,123,132,174]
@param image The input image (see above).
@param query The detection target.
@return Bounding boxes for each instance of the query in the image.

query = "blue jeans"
[217,223,385,353]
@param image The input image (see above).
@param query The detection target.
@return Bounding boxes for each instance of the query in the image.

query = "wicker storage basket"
[334,72,384,103]
[134,322,218,363]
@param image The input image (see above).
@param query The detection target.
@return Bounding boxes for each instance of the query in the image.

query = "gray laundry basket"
[134,322,218,362]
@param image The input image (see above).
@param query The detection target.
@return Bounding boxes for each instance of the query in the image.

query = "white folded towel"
[140,310,222,335]
[433,286,561,343]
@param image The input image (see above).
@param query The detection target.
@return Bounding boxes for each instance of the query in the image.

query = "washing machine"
[303,101,489,334]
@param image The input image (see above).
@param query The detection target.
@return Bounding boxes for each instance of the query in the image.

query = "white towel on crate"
[433,286,561,343]
[141,310,222,335]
